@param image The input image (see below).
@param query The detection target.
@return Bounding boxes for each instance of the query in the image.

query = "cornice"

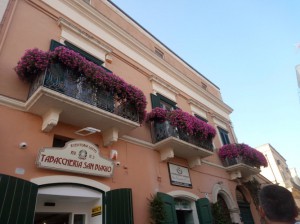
[0,95,25,110]
[58,17,112,53]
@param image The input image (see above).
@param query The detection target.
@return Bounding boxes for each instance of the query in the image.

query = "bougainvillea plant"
[15,46,147,123]
[218,143,268,168]
[146,108,216,141]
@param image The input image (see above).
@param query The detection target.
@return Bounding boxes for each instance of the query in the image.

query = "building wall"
[0,0,261,223]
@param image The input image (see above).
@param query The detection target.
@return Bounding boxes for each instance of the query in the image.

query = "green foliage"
[212,203,232,224]
[148,194,167,224]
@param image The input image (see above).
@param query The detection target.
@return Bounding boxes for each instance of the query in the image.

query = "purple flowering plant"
[218,143,268,168]
[146,108,216,141]
[15,47,147,123]
[15,48,49,82]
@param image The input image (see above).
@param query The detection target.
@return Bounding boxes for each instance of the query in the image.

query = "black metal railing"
[151,121,214,152]
[223,156,255,168]
[28,63,139,122]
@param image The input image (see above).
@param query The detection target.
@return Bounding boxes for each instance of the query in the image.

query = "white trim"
[58,18,111,63]
[168,190,199,200]
[190,104,207,119]
[212,183,241,223]
[167,190,200,224]
[213,117,227,130]
[151,78,177,102]
[31,175,110,192]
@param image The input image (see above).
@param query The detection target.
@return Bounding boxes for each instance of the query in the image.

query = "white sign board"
[36,140,114,177]
[168,163,192,188]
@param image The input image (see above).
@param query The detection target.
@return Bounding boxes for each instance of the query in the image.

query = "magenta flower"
[218,143,268,168]
[146,108,216,142]
[15,47,147,123]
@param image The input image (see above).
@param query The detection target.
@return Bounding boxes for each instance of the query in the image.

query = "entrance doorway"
[35,185,103,224]
[176,210,194,224]
[175,198,195,224]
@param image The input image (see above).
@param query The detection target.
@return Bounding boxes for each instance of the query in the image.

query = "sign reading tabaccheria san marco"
[36,140,114,177]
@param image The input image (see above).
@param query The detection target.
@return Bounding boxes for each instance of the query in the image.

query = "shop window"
[150,93,177,111]
[218,127,230,145]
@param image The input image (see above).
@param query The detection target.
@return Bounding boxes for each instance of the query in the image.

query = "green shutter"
[0,174,38,224]
[239,203,254,224]
[151,93,160,108]
[106,188,134,224]
[196,198,213,224]
[157,192,178,224]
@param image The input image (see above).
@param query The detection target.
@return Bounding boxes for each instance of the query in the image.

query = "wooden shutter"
[196,198,213,224]
[0,174,38,224]
[157,192,178,224]
[106,188,134,224]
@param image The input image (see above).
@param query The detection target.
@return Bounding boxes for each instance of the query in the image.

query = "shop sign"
[168,163,192,188]
[92,206,102,217]
[36,140,114,177]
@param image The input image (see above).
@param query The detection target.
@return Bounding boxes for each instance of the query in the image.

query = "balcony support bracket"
[102,127,119,147]
[229,170,242,180]
[188,157,202,168]
[42,108,61,132]
[158,147,174,161]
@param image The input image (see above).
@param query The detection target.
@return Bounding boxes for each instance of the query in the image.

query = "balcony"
[151,121,214,168]
[223,157,260,181]
[25,62,140,146]
[218,143,267,181]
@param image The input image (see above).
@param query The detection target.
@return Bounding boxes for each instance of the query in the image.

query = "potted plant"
[148,194,166,224]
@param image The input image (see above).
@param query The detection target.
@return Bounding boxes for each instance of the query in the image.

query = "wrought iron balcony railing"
[151,121,214,152]
[28,63,139,123]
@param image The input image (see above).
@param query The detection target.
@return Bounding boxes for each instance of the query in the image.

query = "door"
[0,174,38,224]
[157,192,178,224]
[196,198,213,224]
[106,188,134,224]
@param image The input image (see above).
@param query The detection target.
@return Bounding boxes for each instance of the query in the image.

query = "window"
[150,93,177,111]
[50,40,109,70]
[218,127,230,145]
[195,114,208,123]
[201,82,207,90]
[53,135,72,147]
[154,47,164,59]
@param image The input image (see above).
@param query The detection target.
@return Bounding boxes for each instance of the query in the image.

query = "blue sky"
[111,1,300,172]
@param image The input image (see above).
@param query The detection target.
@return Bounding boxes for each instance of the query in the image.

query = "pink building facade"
[0,1,268,223]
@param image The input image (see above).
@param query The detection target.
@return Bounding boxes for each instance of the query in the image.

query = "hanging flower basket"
[218,143,268,168]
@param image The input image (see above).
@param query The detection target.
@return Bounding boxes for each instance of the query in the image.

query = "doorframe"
[31,175,110,192]
[168,190,200,224]
[31,175,110,224]
[212,183,241,223]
